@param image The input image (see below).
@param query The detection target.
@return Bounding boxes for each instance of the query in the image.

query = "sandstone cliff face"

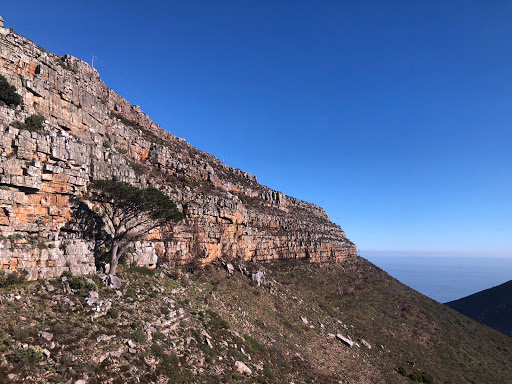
[0,25,356,279]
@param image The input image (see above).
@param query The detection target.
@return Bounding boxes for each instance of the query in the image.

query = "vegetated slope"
[446,280,512,338]
[1,257,511,384]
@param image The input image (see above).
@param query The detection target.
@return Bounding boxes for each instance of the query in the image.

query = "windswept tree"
[87,180,184,275]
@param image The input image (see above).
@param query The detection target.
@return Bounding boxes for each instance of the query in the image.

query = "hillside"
[1,258,512,383]
[1,18,512,384]
[446,280,512,338]
[0,21,355,280]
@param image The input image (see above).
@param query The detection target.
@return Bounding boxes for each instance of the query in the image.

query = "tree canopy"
[87,180,184,275]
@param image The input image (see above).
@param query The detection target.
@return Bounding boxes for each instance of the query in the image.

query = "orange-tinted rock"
[0,25,357,279]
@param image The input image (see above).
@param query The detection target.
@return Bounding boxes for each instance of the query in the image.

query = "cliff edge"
[0,22,356,279]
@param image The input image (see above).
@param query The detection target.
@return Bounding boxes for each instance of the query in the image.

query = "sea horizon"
[362,250,512,303]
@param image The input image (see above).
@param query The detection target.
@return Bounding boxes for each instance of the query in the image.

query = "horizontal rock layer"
[0,25,356,279]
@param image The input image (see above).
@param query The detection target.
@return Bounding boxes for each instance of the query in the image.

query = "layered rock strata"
[0,23,356,279]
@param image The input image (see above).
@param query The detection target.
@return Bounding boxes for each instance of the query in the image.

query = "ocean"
[363,251,512,303]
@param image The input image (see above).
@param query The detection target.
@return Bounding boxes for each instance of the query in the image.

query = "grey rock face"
[0,27,357,279]
[107,275,122,289]
[251,270,266,286]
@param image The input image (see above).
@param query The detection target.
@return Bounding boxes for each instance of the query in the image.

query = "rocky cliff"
[0,23,356,279]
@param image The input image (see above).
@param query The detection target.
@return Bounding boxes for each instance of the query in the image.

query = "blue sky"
[2,1,511,255]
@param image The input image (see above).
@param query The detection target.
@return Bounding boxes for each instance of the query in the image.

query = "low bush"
[206,309,229,330]
[14,345,44,365]
[0,270,28,288]
[11,114,45,133]
[0,75,23,107]
[127,264,157,276]
[158,352,188,382]
[409,371,423,382]
[68,276,96,291]
[106,308,119,319]
[132,330,147,343]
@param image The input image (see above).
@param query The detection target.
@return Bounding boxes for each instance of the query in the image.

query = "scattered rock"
[300,316,308,325]
[251,269,266,286]
[336,334,354,347]
[235,361,252,375]
[126,340,136,349]
[39,331,54,342]
[107,275,122,289]
[361,339,371,349]
[226,263,234,275]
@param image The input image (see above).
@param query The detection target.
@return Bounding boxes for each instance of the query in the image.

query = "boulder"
[251,270,266,286]
[336,334,354,347]
[235,361,252,375]
[107,275,122,289]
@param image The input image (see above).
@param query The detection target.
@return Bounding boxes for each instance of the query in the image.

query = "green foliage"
[115,146,128,154]
[0,270,28,288]
[421,373,434,384]
[106,308,119,319]
[397,366,407,376]
[11,114,45,133]
[126,159,144,175]
[68,276,96,291]
[0,74,23,107]
[206,310,229,330]
[263,363,275,380]
[243,334,266,355]
[409,372,423,382]
[90,180,184,224]
[132,330,147,343]
[61,270,73,280]
[151,343,165,358]
[14,345,44,365]
[87,180,184,275]
[127,264,158,276]
[158,352,188,383]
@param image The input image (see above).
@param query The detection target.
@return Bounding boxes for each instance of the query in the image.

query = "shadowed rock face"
[0,25,356,279]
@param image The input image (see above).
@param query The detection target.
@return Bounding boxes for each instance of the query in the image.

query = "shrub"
[126,159,144,175]
[61,270,73,280]
[68,275,96,291]
[14,345,44,365]
[132,330,147,343]
[397,366,407,376]
[115,147,128,154]
[243,334,266,354]
[106,308,119,319]
[11,114,45,133]
[263,363,275,380]
[127,264,157,276]
[0,75,23,107]
[409,372,423,382]
[422,373,434,384]
[0,270,28,288]
[158,352,187,382]
[206,310,229,330]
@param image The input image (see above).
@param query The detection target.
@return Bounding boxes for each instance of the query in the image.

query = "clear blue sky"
[2,1,511,255]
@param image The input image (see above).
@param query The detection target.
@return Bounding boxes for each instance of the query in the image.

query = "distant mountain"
[446,280,512,337]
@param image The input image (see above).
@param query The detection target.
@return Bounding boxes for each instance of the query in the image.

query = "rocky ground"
[1,258,512,383]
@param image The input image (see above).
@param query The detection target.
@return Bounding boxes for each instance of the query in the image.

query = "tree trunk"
[109,240,120,276]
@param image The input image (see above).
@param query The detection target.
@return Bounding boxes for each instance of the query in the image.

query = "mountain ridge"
[0,22,356,279]
[446,279,512,338]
